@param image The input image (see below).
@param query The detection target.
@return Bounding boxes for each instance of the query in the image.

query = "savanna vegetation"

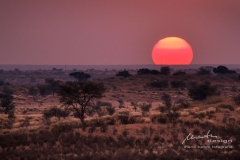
[0,66,240,159]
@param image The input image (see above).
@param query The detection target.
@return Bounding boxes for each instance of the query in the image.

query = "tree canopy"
[160,66,171,75]
[213,65,236,74]
[0,94,15,114]
[69,72,91,81]
[57,81,106,124]
[45,78,61,96]
[116,70,131,78]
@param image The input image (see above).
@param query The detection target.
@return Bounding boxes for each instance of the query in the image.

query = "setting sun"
[152,37,193,65]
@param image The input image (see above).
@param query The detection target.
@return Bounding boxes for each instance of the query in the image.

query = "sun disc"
[152,37,193,65]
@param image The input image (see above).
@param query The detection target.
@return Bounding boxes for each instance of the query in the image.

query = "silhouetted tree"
[150,70,160,74]
[213,65,236,74]
[188,82,218,100]
[116,70,131,78]
[57,81,106,125]
[69,72,91,81]
[0,94,15,114]
[45,78,61,96]
[160,66,170,75]
[137,68,151,75]
[137,68,160,75]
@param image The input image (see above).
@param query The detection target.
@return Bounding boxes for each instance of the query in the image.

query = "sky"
[1,0,240,65]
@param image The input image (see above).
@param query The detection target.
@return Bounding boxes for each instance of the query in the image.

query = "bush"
[173,70,186,76]
[118,113,129,124]
[149,80,168,88]
[197,67,211,75]
[100,123,108,132]
[140,103,151,112]
[160,66,170,75]
[213,65,236,74]
[151,114,167,124]
[233,94,240,105]
[188,82,218,100]
[116,70,131,78]
[43,107,69,120]
[161,93,171,108]
[218,104,235,111]
[171,80,186,88]
[106,106,115,115]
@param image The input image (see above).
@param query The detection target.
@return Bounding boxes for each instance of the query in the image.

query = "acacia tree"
[45,78,61,96]
[0,94,15,114]
[57,81,106,125]
[69,72,91,81]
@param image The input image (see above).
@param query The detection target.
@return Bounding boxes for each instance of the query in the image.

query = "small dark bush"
[100,123,108,132]
[116,70,131,78]
[118,113,129,124]
[171,80,186,88]
[122,129,129,137]
[218,104,234,111]
[137,68,151,75]
[161,93,171,108]
[106,106,115,115]
[140,103,151,112]
[233,94,240,105]
[43,107,69,120]
[153,135,160,143]
[160,66,171,75]
[197,67,211,75]
[188,82,218,100]
[149,80,168,88]
[173,70,186,76]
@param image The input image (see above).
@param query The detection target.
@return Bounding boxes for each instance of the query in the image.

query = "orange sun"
[152,37,193,65]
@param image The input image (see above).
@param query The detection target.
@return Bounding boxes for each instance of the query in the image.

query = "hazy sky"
[1,0,240,65]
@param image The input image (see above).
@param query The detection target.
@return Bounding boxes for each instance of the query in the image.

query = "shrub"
[197,67,211,75]
[0,93,15,114]
[116,70,131,78]
[173,70,186,76]
[160,66,170,75]
[213,65,236,74]
[188,82,218,100]
[233,94,240,105]
[122,129,129,137]
[43,107,69,120]
[161,93,171,108]
[218,104,234,111]
[118,113,129,124]
[100,123,108,132]
[149,80,168,88]
[150,114,167,124]
[153,135,160,143]
[140,103,151,112]
[106,106,115,115]
[171,80,186,88]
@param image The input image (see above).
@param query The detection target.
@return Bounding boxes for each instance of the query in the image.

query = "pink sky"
[0,0,240,65]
